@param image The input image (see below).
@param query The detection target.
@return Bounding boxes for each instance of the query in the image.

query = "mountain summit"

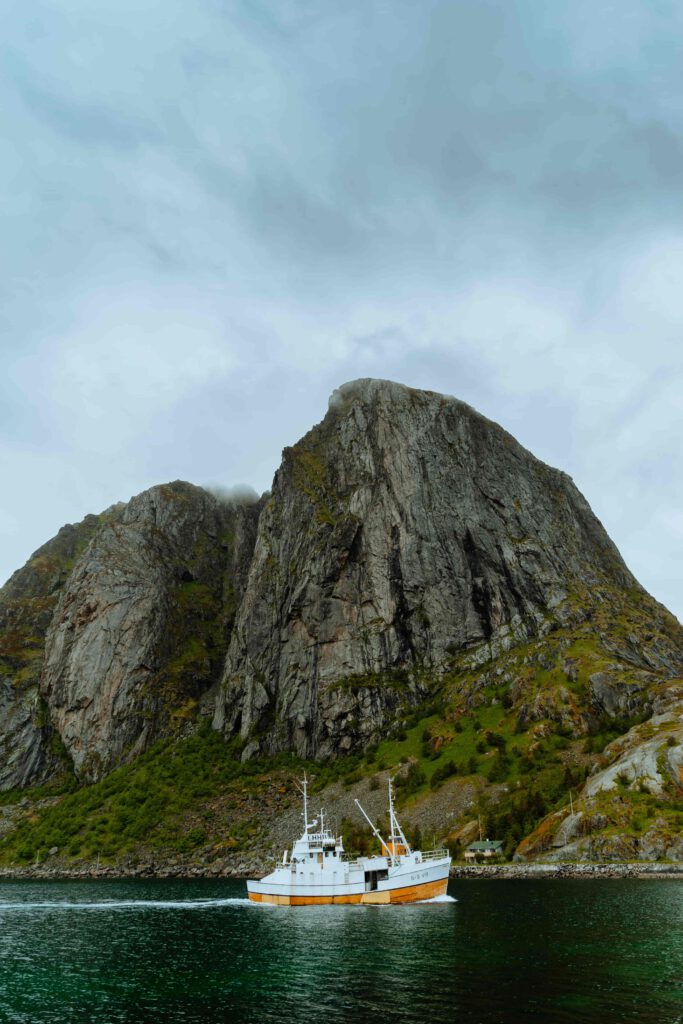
[215,378,642,757]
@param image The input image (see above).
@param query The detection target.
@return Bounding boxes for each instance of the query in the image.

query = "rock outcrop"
[0,513,116,789]
[41,482,260,781]
[214,379,642,758]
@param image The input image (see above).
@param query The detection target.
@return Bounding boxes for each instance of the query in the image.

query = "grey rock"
[41,482,261,780]
[215,379,638,758]
[552,812,584,847]
[0,514,110,789]
[583,714,683,798]
[588,671,648,719]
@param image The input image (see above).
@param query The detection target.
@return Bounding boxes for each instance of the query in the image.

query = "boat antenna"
[354,799,394,865]
[294,772,309,832]
[388,778,411,854]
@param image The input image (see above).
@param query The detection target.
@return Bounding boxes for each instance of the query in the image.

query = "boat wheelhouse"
[247,774,451,906]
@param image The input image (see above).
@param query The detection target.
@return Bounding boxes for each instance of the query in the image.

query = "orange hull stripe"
[248,876,448,907]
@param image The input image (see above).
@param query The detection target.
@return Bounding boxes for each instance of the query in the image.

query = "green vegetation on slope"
[2,575,681,866]
[0,729,304,866]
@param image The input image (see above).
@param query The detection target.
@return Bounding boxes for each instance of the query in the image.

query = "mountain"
[0,379,681,866]
[1,483,260,785]
[214,379,648,758]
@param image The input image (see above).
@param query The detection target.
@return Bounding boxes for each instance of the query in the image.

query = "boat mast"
[388,778,411,854]
[295,772,309,833]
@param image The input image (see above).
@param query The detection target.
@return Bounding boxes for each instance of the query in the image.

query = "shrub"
[488,754,512,783]
[485,731,506,750]
[430,760,458,789]
[446,839,461,859]
[395,762,426,795]
[406,824,423,850]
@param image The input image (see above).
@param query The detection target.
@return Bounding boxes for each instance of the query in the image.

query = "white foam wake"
[0,897,254,912]
[367,893,457,908]
[415,894,457,904]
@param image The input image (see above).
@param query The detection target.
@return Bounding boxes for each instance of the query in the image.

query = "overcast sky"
[1,0,681,619]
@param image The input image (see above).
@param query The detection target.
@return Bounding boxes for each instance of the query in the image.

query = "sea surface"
[0,877,681,1023]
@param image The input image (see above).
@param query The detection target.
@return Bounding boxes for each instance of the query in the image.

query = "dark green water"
[0,878,681,1023]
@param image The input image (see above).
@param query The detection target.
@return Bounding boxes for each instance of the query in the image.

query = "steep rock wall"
[215,379,637,757]
[0,512,119,789]
[41,482,261,781]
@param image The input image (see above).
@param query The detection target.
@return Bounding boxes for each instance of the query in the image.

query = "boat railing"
[342,849,449,865]
[420,848,449,861]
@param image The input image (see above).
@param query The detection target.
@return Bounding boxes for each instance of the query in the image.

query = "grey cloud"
[190,0,683,272]
[204,483,261,504]
[0,0,681,622]
[3,52,161,150]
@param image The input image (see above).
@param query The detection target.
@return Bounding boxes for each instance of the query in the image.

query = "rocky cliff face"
[0,512,115,789]
[41,482,260,781]
[214,379,643,758]
[1,483,260,787]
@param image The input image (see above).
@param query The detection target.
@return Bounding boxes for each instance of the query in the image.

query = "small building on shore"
[464,839,504,861]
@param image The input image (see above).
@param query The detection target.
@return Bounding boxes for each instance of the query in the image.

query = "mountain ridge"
[0,379,681,866]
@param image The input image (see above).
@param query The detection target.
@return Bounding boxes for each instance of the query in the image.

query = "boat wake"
[368,894,457,908]
[0,894,456,912]
[0,898,255,912]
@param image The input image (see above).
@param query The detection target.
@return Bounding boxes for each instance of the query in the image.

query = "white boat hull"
[247,854,450,906]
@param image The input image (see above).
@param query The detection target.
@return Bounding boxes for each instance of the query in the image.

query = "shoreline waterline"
[0,861,681,882]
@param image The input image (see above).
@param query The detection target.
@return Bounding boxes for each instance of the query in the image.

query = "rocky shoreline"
[450,862,683,879]
[0,860,681,882]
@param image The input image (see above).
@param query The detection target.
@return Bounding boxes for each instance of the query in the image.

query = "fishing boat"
[247,774,451,905]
